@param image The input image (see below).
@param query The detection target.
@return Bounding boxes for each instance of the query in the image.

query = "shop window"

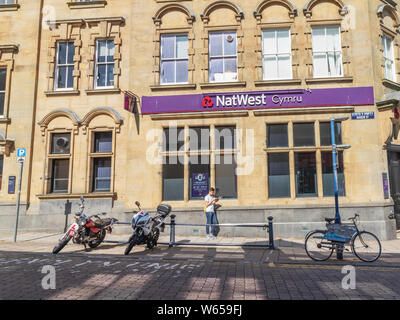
[55,42,75,91]
[268,153,290,198]
[160,35,188,85]
[382,33,396,82]
[295,152,317,197]
[215,155,237,199]
[293,123,315,147]
[51,159,69,193]
[162,156,184,201]
[0,154,3,189]
[311,26,343,78]
[189,127,210,151]
[322,151,345,197]
[189,154,210,200]
[95,39,115,89]
[91,131,112,192]
[92,158,111,192]
[320,122,342,146]
[209,32,237,82]
[262,29,292,80]
[267,124,288,148]
[0,68,6,116]
[215,126,236,150]
[163,127,185,152]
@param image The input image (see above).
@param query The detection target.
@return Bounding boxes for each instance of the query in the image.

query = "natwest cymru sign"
[141,87,374,115]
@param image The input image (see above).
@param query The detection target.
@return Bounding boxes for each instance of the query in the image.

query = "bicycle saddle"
[325,218,335,223]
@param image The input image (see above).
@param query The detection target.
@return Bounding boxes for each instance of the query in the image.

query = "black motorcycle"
[124,201,171,255]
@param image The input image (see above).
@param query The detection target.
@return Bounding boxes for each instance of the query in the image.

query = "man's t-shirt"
[204,194,214,213]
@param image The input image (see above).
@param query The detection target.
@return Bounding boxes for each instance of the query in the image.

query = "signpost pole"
[13,160,23,242]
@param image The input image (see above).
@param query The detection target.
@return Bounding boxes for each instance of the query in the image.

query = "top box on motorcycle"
[157,204,171,217]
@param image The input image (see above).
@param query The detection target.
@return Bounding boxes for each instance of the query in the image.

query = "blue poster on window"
[192,173,209,198]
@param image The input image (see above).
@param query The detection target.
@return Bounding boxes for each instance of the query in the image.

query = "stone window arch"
[151,3,196,89]
[81,107,123,193]
[303,0,352,82]
[377,4,400,86]
[37,109,81,195]
[253,0,300,85]
[200,1,245,87]
[45,19,84,95]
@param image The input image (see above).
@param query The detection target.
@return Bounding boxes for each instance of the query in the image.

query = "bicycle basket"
[326,224,357,243]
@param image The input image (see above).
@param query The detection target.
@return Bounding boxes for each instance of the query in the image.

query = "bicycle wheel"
[305,231,334,261]
[351,231,381,262]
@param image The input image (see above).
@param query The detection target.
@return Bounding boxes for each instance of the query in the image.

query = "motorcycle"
[52,196,118,254]
[124,201,171,255]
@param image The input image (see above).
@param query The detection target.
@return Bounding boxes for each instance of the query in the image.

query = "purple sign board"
[142,87,375,115]
[192,173,209,198]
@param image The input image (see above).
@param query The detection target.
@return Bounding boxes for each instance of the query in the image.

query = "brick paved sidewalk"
[1,231,400,267]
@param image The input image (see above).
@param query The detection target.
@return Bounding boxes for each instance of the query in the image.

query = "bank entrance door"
[388,150,400,229]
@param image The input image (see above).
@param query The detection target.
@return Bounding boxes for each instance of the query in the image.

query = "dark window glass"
[92,157,111,192]
[295,152,317,197]
[163,127,185,152]
[94,132,112,153]
[0,68,6,116]
[215,154,237,199]
[189,127,210,151]
[268,153,290,198]
[293,123,315,147]
[0,155,3,190]
[215,126,236,150]
[51,133,71,154]
[0,92,4,116]
[320,122,342,146]
[267,124,288,148]
[51,159,69,193]
[163,156,184,201]
[322,151,345,196]
[189,155,210,200]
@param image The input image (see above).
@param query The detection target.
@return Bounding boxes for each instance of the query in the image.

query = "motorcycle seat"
[95,218,113,228]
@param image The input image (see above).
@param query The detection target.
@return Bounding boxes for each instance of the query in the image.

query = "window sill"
[305,76,353,84]
[67,1,107,9]
[45,90,80,97]
[199,81,246,89]
[254,79,302,86]
[0,4,20,11]
[37,192,116,200]
[382,79,400,90]
[150,84,196,91]
[86,88,121,95]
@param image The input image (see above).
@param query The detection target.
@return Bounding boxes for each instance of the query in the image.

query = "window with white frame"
[55,42,75,90]
[0,0,15,4]
[95,39,115,89]
[0,68,6,116]
[262,29,292,80]
[160,34,188,85]
[311,26,343,78]
[383,33,396,82]
[209,31,237,82]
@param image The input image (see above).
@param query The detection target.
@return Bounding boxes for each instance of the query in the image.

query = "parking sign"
[17,148,26,163]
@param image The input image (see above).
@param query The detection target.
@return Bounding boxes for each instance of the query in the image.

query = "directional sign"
[17,148,26,163]
[351,112,375,120]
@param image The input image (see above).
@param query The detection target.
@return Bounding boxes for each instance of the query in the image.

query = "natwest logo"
[202,96,214,108]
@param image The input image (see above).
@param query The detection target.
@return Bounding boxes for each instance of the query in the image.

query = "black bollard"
[169,214,176,248]
[268,216,274,249]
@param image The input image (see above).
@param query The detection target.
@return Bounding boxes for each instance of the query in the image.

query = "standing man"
[204,187,219,239]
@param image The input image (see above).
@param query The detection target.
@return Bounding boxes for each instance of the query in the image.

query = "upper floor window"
[383,33,396,82]
[0,0,15,4]
[55,42,75,91]
[311,26,343,78]
[95,39,115,89]
[262,29,292,80]
[209,31,237,82]
[160,34,188,85]
[0,68,6,116]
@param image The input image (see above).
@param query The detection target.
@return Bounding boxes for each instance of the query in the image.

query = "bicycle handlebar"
[348,213,359,221]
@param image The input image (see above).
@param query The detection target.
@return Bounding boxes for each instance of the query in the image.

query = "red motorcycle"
[52,196,118,254]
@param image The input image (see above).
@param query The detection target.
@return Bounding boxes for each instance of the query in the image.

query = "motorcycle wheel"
[124,234,138,255]
[147,229,160,249]
[88,229,106,248]
[52,234,72,254]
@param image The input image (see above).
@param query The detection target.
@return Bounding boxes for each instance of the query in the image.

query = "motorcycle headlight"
[79,220,86,226]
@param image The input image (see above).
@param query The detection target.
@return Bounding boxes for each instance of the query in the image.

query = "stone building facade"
[1,0,399,239]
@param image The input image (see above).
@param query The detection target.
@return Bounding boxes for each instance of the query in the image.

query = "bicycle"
[305,214,382,262]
